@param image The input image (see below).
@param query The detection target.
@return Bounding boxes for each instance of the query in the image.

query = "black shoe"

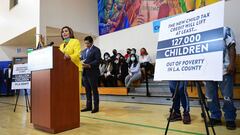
[183,112,191,124]
[91,108,99,113]
[168,111,182,122]
[208,118,222,127]
[226,121,236,130]
[81,108,92,112]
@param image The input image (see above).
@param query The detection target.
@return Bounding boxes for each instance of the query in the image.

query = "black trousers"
[140,62,154,76]
[83,74,99,109]
[6,79,12,95]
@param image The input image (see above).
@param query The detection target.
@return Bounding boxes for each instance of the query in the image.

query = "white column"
[36,0,46,48]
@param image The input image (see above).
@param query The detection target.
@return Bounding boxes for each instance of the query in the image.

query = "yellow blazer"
[59,38,82,71]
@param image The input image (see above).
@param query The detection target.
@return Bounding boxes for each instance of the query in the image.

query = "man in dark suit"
[4,64,13,96]
[81,36,101,113]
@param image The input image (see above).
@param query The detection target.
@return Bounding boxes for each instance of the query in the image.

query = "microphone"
[47,42,54,46]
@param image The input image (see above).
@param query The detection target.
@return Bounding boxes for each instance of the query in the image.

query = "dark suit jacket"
[82,45,101,77]
[120,62,129,78]
[4,68,12,80]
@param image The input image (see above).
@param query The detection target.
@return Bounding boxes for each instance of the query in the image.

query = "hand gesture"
[64,54,70,60]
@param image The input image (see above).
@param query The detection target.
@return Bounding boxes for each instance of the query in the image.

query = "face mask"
[131,51,135,54]
[64,38,70,43]
[130,57,135,61]
[140,51,145,55]
[104,56,109,60]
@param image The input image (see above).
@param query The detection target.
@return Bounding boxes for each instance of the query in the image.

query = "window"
[9,0,18,10]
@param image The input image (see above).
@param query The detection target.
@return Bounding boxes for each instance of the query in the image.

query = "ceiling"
[0,28,36,47]
[0,26,96,48]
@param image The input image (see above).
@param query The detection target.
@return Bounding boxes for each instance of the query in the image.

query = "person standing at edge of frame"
[81,36,101,113]
[59,26,82,99]
[4,63,13,96]
[205,27,237,130]
[168,81,191,124]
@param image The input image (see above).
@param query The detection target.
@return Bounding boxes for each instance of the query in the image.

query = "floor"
[0,96,239,135]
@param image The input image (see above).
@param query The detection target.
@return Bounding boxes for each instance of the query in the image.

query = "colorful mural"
[98,0,220,35]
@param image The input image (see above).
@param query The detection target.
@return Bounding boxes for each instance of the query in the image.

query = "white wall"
[40,0,98,37]
[0,0,38,45]
[97,22,158,60]
[225,0,240,53]
[97,0,240,62]
[0,48,11,61]
[0,46,28,61]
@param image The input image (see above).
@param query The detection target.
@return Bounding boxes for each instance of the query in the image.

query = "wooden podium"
[28,46,80,133]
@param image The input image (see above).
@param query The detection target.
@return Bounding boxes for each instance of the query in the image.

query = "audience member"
[124,48,131,60]
[127,48,139,63]
[205,27,237,130]
[111,49,118,61]
[117,56,129,85]
[102,52,116,87]
[168,81,191,124]
[125,54,141,89]
[4,63,13,96]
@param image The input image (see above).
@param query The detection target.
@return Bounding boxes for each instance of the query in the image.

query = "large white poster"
[12,64,31,89]
[28,46,53,71]
[154,1,225,81]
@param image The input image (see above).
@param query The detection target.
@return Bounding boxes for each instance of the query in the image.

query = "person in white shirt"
[139,48,154,80]
[139,48,151,63]
[125,54,141,88]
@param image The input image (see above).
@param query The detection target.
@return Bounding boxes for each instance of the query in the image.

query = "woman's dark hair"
[117,53,123,57]
[127,48,131,54]
[141,47,148,55]
[132,48,136,53]
[119,56,126,64]
[84,36,93,44]
[61,26,75,40]
[103,52,110,60]
[129,54,138,67]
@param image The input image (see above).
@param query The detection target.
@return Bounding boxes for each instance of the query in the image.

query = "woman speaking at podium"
[59,26,82,89]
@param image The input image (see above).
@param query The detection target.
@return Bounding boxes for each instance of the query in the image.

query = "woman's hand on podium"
[64,54,71,60]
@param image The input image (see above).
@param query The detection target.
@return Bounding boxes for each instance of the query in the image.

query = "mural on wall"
[98,0,220,35]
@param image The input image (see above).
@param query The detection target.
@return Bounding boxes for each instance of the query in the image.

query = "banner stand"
[164,81,216,135]
[13,89,31,112]
[11,63,31,112]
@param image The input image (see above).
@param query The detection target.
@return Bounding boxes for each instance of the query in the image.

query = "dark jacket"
[82,45,101,76]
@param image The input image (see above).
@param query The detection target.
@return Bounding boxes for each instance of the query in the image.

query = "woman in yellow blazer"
[59,26,82,90]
